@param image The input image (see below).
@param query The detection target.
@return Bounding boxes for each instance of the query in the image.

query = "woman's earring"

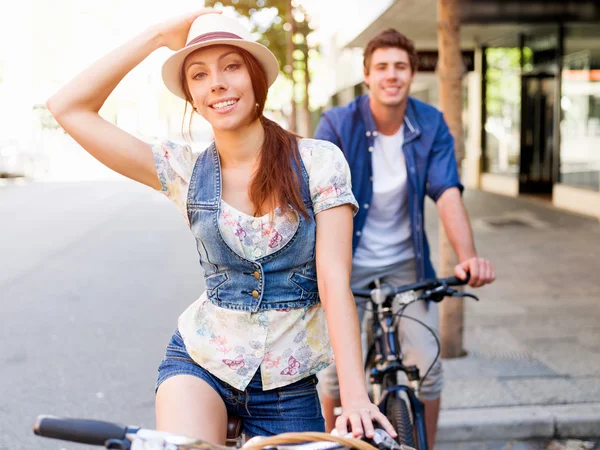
[255,103,259,109]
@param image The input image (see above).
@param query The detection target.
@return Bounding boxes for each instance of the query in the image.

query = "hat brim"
[162,39,280,100]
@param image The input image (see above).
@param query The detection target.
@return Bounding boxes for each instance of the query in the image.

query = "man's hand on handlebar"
[454,257,495,288]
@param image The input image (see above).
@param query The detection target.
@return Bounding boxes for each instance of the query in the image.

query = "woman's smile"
[208,97,240,114]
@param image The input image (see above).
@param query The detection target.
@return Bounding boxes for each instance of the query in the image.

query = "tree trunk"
[436,0,466,358]
[300,50,311,136]
[286,0,296,132]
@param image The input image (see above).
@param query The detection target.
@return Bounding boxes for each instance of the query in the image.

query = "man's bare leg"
[423,397,440,449]
[321,393,342,432]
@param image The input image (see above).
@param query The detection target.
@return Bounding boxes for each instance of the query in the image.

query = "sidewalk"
[424,190,600,443]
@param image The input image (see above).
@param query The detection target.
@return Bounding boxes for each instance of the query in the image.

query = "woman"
[46,9,396,444]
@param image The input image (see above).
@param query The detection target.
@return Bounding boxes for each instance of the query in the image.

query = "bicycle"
[32,277,476,450]
[33,415,406,450]
[351,274,479,450]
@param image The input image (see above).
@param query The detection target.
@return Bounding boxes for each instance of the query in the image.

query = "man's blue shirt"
[314,94,463,281]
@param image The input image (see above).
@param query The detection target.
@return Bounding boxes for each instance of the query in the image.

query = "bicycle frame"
[365,295,429,450]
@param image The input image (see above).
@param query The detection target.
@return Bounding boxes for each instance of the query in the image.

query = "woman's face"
[183,45,257,131]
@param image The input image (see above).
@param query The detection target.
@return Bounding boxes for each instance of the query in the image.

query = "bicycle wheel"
[385,391,416,449]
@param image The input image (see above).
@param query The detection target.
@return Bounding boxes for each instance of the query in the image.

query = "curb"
[437,403,600,442]
[0,177,28,188]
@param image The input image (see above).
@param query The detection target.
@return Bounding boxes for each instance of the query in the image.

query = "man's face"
[364,47,415,107]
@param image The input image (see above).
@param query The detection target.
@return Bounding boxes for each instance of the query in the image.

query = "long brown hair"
[181,46,308,219]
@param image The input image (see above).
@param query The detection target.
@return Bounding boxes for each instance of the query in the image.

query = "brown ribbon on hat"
[186,31,242,47]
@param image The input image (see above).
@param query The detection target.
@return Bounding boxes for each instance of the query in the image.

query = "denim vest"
[186,143,319,313]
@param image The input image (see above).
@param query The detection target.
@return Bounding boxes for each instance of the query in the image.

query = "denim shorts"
[156,330,325,437]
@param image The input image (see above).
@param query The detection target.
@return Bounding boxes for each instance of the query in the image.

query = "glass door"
[519,73,557,193]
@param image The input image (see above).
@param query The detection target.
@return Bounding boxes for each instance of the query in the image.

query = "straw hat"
[161,14,279,100]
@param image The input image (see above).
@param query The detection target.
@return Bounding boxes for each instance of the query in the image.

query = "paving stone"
[510,442,546,450]
[486,441,514,450]
[435,442,463,450]
[549,404,600,438]
[462,443,490,450]
[502,378,600,406]
[528,343,600,378]
[437,405,555,442]
[466,314,600,332]
[444,356,556,381]
[466,301,529,317]
[442,379,520,409]
[508,326,585,342]
[424,191,600,441]
[462,327,534,359]
[577,329,600,353]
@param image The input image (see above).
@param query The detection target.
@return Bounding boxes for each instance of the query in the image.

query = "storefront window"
[484,48,522,175]
[560,24,600,192]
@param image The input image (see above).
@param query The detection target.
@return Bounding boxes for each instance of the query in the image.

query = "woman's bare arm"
[315,205,397,439]
[46,10,219,188]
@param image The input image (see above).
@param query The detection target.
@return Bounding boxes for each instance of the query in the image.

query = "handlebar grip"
[351,288,373,298]
[34,415,129,446]
[440,272,470,286]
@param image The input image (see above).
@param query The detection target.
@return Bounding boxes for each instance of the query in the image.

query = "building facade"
[312,0,600,219]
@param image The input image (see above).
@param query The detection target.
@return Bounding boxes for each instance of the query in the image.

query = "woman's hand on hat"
[155,9,222,51]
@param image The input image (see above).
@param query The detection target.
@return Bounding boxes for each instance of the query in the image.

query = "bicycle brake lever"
[461,292,479,301]
[368,429,404,450]
[449,290,480,301]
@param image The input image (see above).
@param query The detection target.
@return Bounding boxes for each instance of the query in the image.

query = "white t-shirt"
[353,126,414,267]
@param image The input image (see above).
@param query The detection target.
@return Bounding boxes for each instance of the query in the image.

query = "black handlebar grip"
[351,288,373,298]
[34,415,128,446]
[440,272,470,286]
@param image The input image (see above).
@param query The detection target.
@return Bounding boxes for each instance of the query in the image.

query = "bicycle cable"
[392,309,441,387]
[354,299,441,387]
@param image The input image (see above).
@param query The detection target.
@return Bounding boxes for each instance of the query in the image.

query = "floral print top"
[152,138,358,390]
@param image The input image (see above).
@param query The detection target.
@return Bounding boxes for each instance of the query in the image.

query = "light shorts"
[317,259,444,401]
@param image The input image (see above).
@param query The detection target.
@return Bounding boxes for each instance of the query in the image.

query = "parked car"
[0,140,25,178]
[0,140,48,179]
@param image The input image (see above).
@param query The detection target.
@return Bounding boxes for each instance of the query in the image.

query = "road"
[0,179,203,449]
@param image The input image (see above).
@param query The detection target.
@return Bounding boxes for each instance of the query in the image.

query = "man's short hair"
[363,29,418,73]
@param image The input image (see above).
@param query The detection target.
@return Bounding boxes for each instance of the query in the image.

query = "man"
[314,29,495,446]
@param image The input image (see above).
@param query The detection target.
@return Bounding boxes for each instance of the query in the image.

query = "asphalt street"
[0,179,204,449]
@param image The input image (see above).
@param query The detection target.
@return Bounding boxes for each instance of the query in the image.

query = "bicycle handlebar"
[352,273,471,300]
[33,415,393,450]
[34,415,135,446]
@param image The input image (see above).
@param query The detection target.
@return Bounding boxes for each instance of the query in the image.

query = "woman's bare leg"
[156,374,228,445]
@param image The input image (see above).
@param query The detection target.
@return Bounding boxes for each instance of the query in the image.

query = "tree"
[33,105,60,131]
[436,0,466,358]
[203,0,313,134]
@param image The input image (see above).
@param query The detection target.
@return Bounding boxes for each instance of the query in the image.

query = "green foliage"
[33,104,60,130]
[203,0,312,80]
[485,48,521,117]
[485,47,535,118]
